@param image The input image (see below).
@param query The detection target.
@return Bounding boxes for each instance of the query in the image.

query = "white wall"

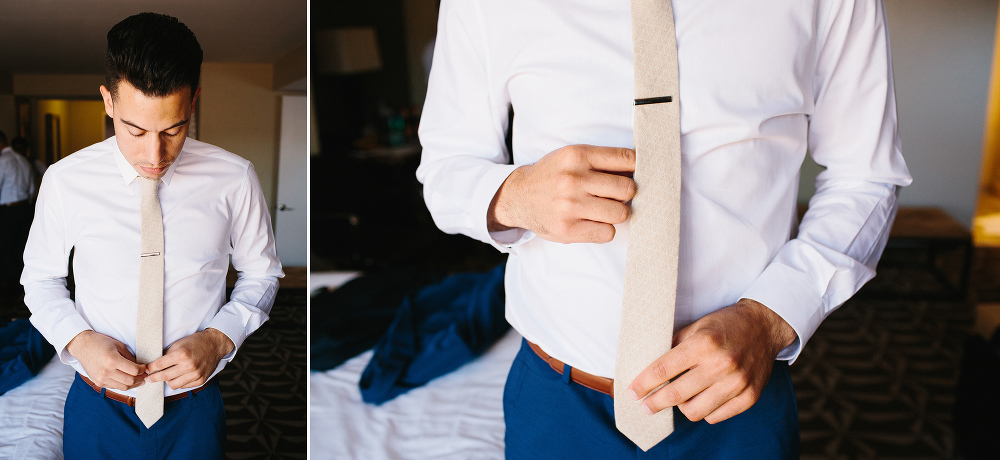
[799,0,998,226]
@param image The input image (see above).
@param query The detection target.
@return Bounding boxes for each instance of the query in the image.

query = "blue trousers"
[504,339,799,459]
[63,373,226,460]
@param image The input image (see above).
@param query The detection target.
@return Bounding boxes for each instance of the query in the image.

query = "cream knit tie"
[614,0,681,452]
[135,177,164,428]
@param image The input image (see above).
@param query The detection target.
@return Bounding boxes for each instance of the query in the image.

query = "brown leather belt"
[527,340,615,397]
[80,374,213,407]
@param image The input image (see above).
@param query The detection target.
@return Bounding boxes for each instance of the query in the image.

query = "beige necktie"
[614,0,681,451]
[135,177,164,428]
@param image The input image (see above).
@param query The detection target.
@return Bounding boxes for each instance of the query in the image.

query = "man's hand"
[488,144,636,243]
[66,330,147,391]
[626,299,797,424]
[145,328,234,390]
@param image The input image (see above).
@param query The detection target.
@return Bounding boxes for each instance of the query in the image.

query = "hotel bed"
[0,355,72,460]
[309,271,516,459]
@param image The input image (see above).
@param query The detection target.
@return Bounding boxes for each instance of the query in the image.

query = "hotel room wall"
[198,62,280,210]
[797,0,999,226]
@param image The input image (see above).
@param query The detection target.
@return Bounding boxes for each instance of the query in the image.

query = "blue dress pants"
[504,339,799,459]
[63,373,226,460]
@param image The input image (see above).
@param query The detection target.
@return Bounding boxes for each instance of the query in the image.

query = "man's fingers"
[146,359,186,383]
[639,367,710,415]
[108,339,147,376]
[564,220,617,244]
[583,172,636,203]
[95,368,145,390]
[146,352,181,375]
[671,377,748,422]
[627,343,696,400]
[673,322,697,348]
[104,349,145,377]
[580,145,636,173]
[576,196,630,226]
[165,373,202,391]
[701,390,759,424]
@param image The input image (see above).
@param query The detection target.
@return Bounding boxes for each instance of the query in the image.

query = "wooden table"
[885,207,972,300]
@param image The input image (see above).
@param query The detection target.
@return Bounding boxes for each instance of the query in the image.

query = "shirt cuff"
[470,163,535,253]
[34,314,93,366]
[205,305,254,362]
[740,262,825,364]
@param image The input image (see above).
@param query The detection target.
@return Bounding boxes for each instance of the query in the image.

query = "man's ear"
[99,85,114,118]
[190,87,202,111]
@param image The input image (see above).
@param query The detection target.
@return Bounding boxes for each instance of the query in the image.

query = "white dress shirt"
[417,0,913,378]
[23,136,284,397]
[0,146,34,204]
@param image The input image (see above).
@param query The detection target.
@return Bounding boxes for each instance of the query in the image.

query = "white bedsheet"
[309,328,520,459]
[0,355,73,460]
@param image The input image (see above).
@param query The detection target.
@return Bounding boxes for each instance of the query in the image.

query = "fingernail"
[144,377,152,384]
[627,389,639,401]
[641,404,653,416]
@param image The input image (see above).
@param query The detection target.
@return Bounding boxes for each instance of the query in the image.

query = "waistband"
[527,340,615,397]
[79,373,215,407]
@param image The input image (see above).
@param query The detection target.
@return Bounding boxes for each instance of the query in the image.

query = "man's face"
[100,82,200,179]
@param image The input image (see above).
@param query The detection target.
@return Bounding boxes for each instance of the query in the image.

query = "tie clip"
[140,252,161,257]
[634,96,673,106]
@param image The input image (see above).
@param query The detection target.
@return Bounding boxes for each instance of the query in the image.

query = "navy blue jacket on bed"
[359,263,508,404]
[0,319,56,396]
[311,268,444,371]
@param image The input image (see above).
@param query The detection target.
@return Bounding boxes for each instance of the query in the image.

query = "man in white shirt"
[10,136,43,200]
[417,0,911,457]
[0,131,35,297]
[22,13,283,460]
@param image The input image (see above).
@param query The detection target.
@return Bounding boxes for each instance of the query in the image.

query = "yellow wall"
[36,99,70,161]
[980,6,1000,196]
[199,62,279,208]
[66,100,107,154]
[36,99,106,162]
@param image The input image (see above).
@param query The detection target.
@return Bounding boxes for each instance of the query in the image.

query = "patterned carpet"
[219,288,307,460]
[793,249,975,460]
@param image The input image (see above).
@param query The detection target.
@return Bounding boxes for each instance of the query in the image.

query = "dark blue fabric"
[0,319,56,395]
[359,263,508,404]
[63,374,225,460]
[504,339,800,459]
[311,268,444,371]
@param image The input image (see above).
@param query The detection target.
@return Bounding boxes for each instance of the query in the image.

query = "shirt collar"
[110,135,184,186]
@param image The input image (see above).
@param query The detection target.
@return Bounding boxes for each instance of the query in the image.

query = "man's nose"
[146,135,166,165]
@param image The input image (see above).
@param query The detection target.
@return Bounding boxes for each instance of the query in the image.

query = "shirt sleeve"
[206,163,284,361]
[740,0,912,363]
[415,0,535,252]
[23,174,93,365]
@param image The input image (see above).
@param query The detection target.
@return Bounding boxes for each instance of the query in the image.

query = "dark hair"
[0,130,7,146]
[10,137,27,154]
[105,12,203,99]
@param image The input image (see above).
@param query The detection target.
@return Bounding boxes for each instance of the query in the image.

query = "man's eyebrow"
[120,118,190,132]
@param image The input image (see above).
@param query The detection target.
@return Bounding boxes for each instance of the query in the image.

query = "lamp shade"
[315,27,383,75]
